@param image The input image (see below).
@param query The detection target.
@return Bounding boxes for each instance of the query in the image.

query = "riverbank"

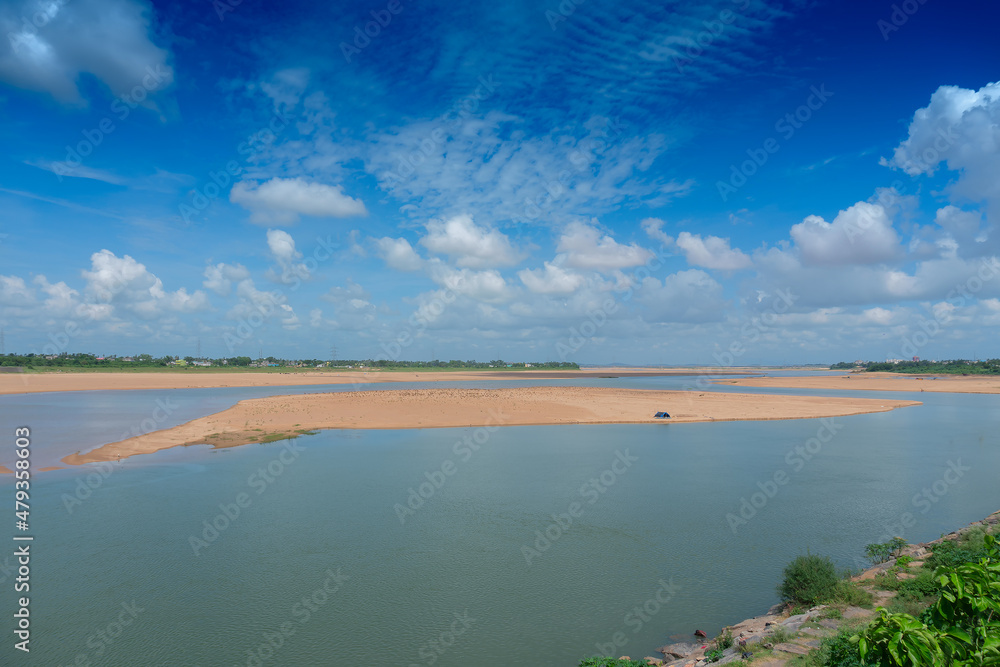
[56,386,920,466]
[0,367,760,395]
[637,509,1000,666]
[716,372,1000,394]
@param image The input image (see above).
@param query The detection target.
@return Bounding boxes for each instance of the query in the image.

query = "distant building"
[912,356,920,362]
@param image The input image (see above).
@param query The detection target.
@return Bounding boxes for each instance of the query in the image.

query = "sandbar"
[0,368,758,395]
[0,367,758,395]
[61,386,920,466]
[717,372,1000,394]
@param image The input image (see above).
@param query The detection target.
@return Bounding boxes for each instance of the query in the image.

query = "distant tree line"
[831,359,1000,374]
[0,353,578,371]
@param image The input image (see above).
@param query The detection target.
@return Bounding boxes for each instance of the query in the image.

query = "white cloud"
[557,220,653,271]
[518,262,584,295]
[430,266,511,303]
[266,229,301,266]
[641,217,674,246]
[230,177,368,225]
[675,232,751,270]
[260,68,310,112]
[635,269,727,323]
[33,275,78,311]
[419,214,520,268]
[203,263,250,297]
[81,250,209,318]
[0,275,33,306]
[0,0,174,107]
[374,237,424,272]
[789,201,900,266]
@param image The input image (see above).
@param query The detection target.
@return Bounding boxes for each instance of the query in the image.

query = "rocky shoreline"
[618,509,1000,667]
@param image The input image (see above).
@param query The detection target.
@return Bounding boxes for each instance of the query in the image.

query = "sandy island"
[717,372,1000,394]
[60,386,920,466]
[0,368,756,395]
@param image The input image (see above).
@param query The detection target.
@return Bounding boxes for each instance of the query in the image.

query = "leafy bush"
[895,555,912,567]
[893,571,939,602]
[856,534,1000,666]
[716,628,734,650]
[578,658,648,667]
[865,542,892,565]
[830,580,874,608]
[865,538,908,566]
[778,554,839,605]
[815,629,871,667]
[925,532,992,569]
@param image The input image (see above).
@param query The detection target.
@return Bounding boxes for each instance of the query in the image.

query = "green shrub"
[893,571,939,602]
[830,580,873,608]
[578,658,647,667]
[778,554,839,605]
[705,648,725,662]
[857,534,1000,666]
[716,628,734,650]
[864,542,891,565]
[770,625,794,643]
[925,533,991,569]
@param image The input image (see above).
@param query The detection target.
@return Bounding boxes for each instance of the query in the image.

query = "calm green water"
[2,386,999,665]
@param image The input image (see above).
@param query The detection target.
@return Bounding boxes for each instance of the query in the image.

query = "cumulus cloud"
[635,269,727,323]
[675,232,751,270]
[557,220,653,271]
[419,215,521,268]
[203,263,250,296]
[81,250,209,318]
[0,0,174,107]
[374,237,424,272]
[789,201,901,266]
[0,275,33,306]
[231,177,368,225]
[518,262,585,295]
[641,217,674,246]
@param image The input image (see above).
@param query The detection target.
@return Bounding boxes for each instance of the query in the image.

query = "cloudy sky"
[1,0,999,364]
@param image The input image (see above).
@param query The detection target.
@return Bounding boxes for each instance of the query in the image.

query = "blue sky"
[1,0,999,364]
